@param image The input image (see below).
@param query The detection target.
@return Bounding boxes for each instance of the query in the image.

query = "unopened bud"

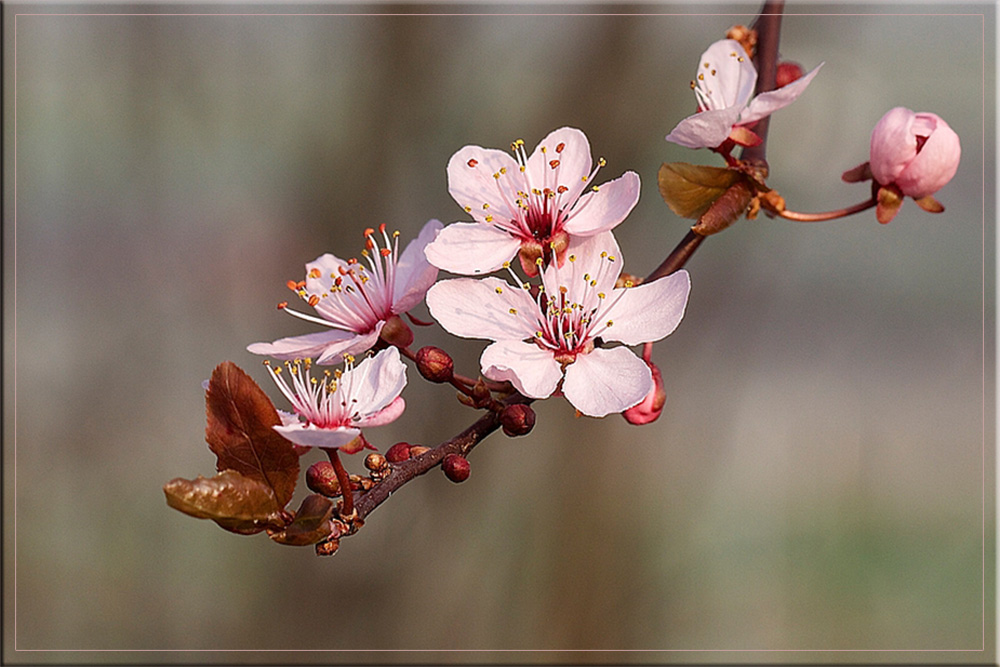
[776,61,805,88]
[415,346,454,383]
[500,403,536,437]
[379,313,414,348]
[306,461,341,497]
[385,442,412,463]
[442,453,470,483]
[364,452,388,472]
[623,361,667,425]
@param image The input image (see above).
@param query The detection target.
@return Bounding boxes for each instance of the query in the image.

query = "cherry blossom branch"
[342,0,787,538]
[353,393,532,520]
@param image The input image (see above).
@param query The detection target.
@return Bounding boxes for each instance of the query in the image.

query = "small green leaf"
[658,162,742,219]
[268,494,337,546]
[163,469,286,535]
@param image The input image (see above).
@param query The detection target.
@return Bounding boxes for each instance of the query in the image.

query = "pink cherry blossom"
[622,355,667,425]
[248,219,442,364]
[869,107,961,200]
[425,127,640,277]
[425,232,690,418]
[264,346,407,452]
[665,39,822,150]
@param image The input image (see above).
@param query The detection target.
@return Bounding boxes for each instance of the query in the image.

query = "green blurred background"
[4,3,994,663]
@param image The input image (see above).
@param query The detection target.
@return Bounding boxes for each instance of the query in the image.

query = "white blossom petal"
[665,106,745,149]
[392,219,443,313]
[562,171,640,236]
[248,328,378,363]
[426,277,538,341]
[695,39,757,111]
[274,422,361,450]
[739,62,823,125]
[480,340,563,399]
[524,127,593,203]
[356,396,406,428]
[599,270,691,345]
[424,222,524,275]
[561,346,652,418]
[344,347,407,416]
[447,145,521,224]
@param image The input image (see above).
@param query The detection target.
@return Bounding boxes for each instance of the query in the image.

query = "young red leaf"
[206,361,300,508]
[267,494,338,546]
[658,162,743,219]
[163,469,286,535]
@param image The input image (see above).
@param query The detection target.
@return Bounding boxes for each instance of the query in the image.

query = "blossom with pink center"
[425,127,640,277]
[869,107,961,200]
[248,219,442,364]
[264,347,407,453]
[665,39,822,150]
[425,232,690,418]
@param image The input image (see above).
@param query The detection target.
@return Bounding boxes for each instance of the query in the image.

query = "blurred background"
[3,2,994,663]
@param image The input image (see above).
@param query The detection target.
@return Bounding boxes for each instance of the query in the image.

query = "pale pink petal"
[273,423,361,450]
[314,325,383,365]
[869,107,918,185]
[304,252,350,294]
[696,39,757,110]
[561,171,640,236]
[356,396,406,428]
[447,145,521,224]
[247,328,377,362]
[739,62,823,125]
[480,340,563,400]
[599,270,691,345]
[561,346,652,418]
[524,127,593,203]
[665,106,744,149]
[426,277,538,341]
[895,115,961,199]
[392,219,443,313]
[423,222,523,275]
[345,347,407,416]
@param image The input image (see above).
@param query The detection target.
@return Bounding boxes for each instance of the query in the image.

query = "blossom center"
[277,225,401,334]
[265,357,364,429]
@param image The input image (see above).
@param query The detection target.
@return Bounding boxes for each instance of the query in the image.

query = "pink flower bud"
[775,61,804,88]
[442,453,470,483]
[869,107,961,200]
[414,346,454,383]
[306,461,342,497]
[385,442,412,463]
[622,360,667,425]
[500,403,536,437]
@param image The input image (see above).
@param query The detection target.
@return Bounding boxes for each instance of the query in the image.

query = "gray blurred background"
[4,3,994,663]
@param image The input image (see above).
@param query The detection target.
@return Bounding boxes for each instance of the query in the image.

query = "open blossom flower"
[665,39,822,150]
[248,219,442,364]
[426,232,690,418]
[425,127,640,277]
[264,347,407,452]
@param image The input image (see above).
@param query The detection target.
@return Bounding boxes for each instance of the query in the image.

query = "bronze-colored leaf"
[914,195,945,213]
[659,162,742,219]
[163,469,286,535]
[691,179,755,236]
[268,494,338,546]
[876,185,904,224]
[206,361,300,508]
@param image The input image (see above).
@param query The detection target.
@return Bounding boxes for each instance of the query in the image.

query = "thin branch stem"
[326,448,354,518]
[777,198,877,222]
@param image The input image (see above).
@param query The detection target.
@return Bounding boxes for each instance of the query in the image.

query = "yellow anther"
[485,215,494,222]
[535,257,544,266]
[499,167,507,175]
[502,261,511,268]
[606,320,614,327]
[509,308,517,315]
[482,203,490,209]
[495,287,503,294]
[698,73,705,80]
[597,292,606,299]
[598,157,606,167]
[624,280,634,288]
[568,255,576,262]
[592,186,600,192]
[464,206,472,213]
